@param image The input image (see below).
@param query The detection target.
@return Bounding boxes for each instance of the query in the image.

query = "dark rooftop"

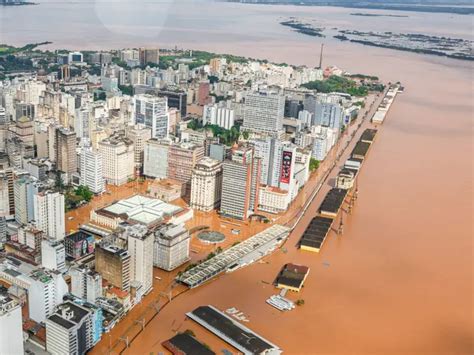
[188,306,279,354]
[48,301,90,329]
[319,188,347,215]
[351,141,371,159]
[162,333,215,355]
[360,128,377,143]
[275,263,310,289]
[65,231,92,243]
[300,216,333,250]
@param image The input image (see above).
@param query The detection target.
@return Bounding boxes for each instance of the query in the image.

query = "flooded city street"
[3,2,472,354]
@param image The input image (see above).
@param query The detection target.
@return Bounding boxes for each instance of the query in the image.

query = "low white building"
[202,104,235,129]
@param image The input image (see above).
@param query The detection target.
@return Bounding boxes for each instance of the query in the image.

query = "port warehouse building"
[177,225,290,288]
[187,305,282,355]
[300,128,377,253]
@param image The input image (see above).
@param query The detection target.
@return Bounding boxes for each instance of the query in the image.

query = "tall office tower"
[70,265,103,303]
[197,81,211,106]
[125,124,152,172]
[167,143,205,195]
[4,168,15,216]
[157,89,187,118]
[0,217,5,248]
[132,94,169,139]
[11,116,34,145]
[33,191,66,241]
[139,48,159,66]
[314,102,344,131]
[251,137,297,190]
[45,301,95,355]
[0,295,24,355]
[55,127,77,179]
[41,239,66,271]
[98,134,135,186]
[153,224,190,271]
[75,107,92,139]
[202,104,235,130]
[311,134,329,161]
[79,146,105,194]
[190,157,223,212]
[14,174,38,224]
[126,225,154,296]
[0,172,10,218]
[0,106,6,124]
[95,241,131,291]
[143,139,169,178]
[242,91,285,133]
[220,145,261,220]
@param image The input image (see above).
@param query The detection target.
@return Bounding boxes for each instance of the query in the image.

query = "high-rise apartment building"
[157,89,187,117]
[45,301,95,355]
[41,239,66,271]
[197,81,211,106]
[75,107,92,139]
[126,225,153,296]
[220,145,261,220]
[98,134,135,185]
[190,157,223,212]
[168,142,205,195]
[153,224,190,271]
[55,127,77,180]
[0,294,24,355]
[143,139,169,178]
[70,265,103,303]
[242,91,285,133]
[33,191,66,241]
[139,48,159,66]
[79,145,105,194]
[133,94,169,139]
[125,124,152,172]
[95,241,131,291]
[14,174,38,224]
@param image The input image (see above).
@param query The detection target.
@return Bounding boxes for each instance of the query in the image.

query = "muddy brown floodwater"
[118,50,472,355]
[14,3,470,353]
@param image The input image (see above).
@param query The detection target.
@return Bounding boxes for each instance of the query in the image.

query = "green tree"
[309,158,320,172]
[75,185,93,202]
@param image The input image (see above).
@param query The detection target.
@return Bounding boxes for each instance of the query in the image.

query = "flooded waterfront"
[3,2,472,354]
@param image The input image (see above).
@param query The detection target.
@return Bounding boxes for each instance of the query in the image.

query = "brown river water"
[3,2,472,353]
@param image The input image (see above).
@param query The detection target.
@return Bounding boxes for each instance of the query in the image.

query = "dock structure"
[177,225,290,288]
[372,85,400,124]
[319,188,348,218]
[299,216,333,252]
[186,305,282,355]
[275,263,310,292]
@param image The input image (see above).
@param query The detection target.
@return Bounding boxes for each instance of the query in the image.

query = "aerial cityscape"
[0,1,472,355]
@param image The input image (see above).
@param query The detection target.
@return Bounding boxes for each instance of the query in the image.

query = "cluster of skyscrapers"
[0,46,362,354]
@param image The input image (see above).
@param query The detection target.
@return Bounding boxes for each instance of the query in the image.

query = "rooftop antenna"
[318,43,324,69]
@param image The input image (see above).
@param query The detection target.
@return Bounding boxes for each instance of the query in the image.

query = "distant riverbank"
[227,0,474,15]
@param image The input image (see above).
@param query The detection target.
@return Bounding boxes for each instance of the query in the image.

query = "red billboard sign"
[280,151,292,184]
